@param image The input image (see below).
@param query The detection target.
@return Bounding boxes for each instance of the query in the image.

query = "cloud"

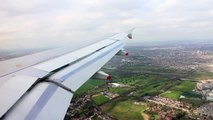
[154,0,178,13]
[0,0,213,50]
[208,10,213,16]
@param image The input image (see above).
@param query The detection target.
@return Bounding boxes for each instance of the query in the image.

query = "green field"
[188,71,213,80]
[102,99,147,120]
[160,81,196,100]
[133,77,172,97]
[161,91,182,100]
[109,87,130,94]
[172,81,196,91]
[92,94,109,105]
[126,65,177,73]
[75,79,105,94]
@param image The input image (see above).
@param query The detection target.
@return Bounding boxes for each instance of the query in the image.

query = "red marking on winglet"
[107,75,112,80]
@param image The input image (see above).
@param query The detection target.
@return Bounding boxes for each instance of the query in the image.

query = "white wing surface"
[0,29,134,120]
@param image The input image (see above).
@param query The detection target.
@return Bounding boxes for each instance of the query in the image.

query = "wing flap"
[3,83,73,120]
[0,75,38,117]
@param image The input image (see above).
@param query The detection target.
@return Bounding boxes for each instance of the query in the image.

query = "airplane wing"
[0,29,134,120]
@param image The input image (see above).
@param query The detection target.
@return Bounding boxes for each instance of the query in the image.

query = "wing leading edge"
[0,29,134,120]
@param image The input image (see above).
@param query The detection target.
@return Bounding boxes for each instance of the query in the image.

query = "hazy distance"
[0,0,213,50]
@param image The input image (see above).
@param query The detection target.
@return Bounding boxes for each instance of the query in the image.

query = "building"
[111,83,122,87]
[110,83,129,88]
[207,92,213,101]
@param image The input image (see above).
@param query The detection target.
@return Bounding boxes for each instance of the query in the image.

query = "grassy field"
[75,79,105,94]
[161,91,182,100]
[173,81,195,90]
[92,94,109,105]
[126,65,177,73]
[160,81,196,100]
[102,99,147,120]
[133,77,172,97]
[109,87,130,94]
[187,71,213,80]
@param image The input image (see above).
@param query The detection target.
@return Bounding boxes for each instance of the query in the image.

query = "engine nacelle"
[92,71,112,80]
[116,49,128,56]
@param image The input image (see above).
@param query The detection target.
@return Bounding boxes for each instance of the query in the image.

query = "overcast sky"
[0,0,213,50]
